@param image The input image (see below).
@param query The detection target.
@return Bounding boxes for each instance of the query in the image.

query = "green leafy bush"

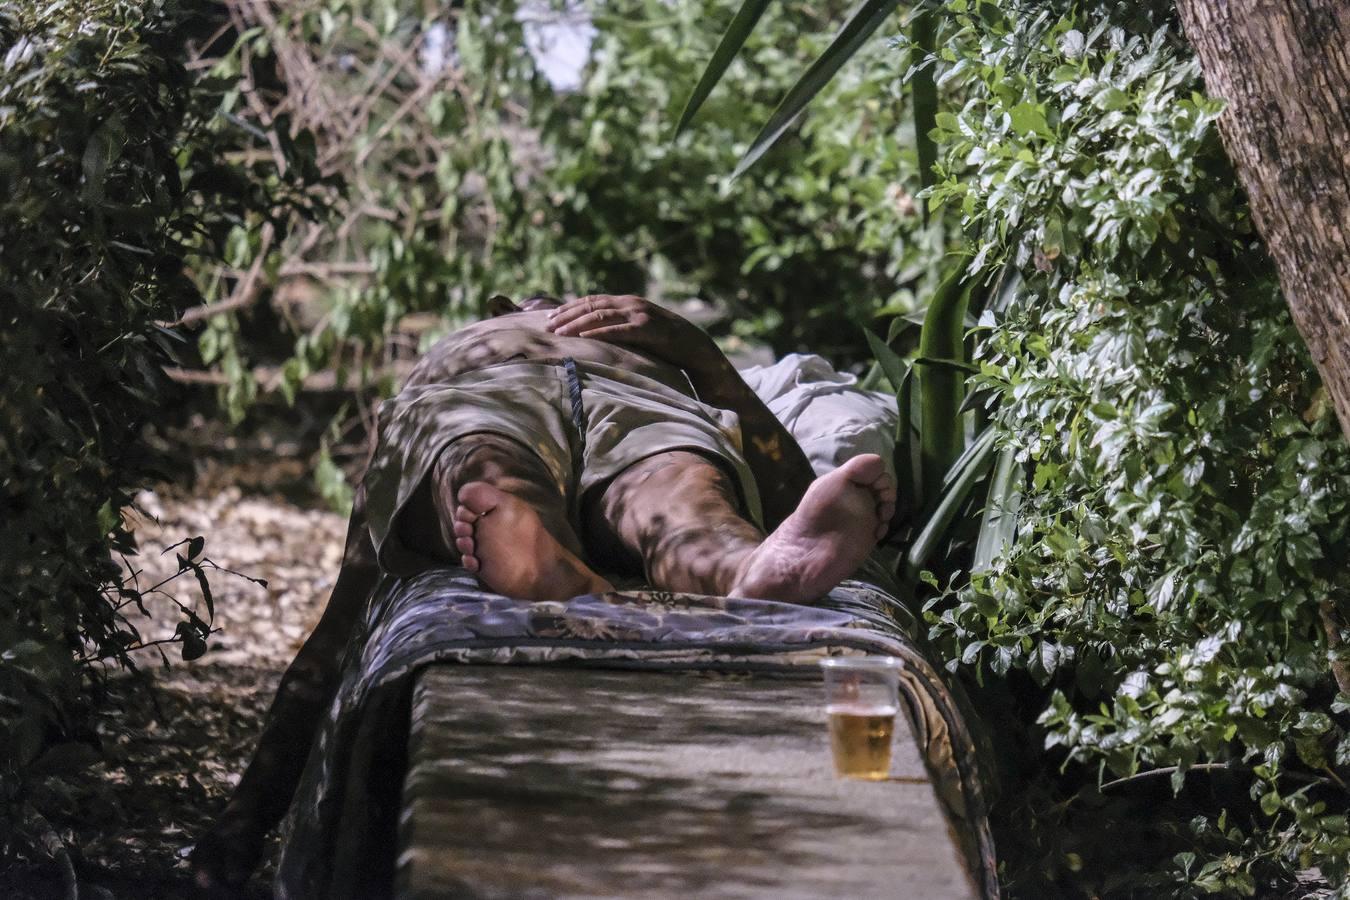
[0,0,319,859]
[667,0,1350,892]
[192,0,949,430]
[533,0,940,357]
[923,2,1350,894]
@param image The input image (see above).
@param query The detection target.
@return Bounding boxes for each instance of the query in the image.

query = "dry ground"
[5,456,346,899]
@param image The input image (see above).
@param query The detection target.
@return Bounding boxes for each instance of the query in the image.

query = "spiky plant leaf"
[673,0,776,136]
[732,0,904,178]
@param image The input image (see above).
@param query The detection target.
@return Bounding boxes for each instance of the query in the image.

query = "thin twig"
[1100,763,1234,792]
[162,360,413,392]
[1101,763,1333,793]
[167,221,275,327]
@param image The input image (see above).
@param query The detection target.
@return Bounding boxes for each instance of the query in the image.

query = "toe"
[840,453,886,485]
[452,520,474,539]
[456,536,476,557]
[454,504,478,525]
[463,554,480,572]
[458,481,505,516]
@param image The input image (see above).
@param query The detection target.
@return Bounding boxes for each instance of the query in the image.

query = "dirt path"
[5,482,345,900]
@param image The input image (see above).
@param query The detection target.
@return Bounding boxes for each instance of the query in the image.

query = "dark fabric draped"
[274,568,998,899]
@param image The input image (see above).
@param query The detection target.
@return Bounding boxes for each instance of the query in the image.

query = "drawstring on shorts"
[562,357,588,448]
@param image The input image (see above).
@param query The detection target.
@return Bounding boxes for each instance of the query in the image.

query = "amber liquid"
[827,705,896,780]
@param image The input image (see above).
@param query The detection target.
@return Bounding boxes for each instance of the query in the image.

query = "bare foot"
[728,454,897,603]
[453,481,613,602]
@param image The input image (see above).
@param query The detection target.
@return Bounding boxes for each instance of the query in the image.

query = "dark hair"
[485,293,564,318]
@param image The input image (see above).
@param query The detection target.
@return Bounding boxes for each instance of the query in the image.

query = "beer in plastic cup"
[819,656,903,780]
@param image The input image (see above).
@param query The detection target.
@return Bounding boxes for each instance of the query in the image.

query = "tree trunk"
[1176,0,1350,444]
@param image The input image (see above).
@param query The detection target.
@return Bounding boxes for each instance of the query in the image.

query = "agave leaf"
[892,364,921,522]
[864,328,910,393]
[910,5,938,220]
[674,0,776,136]
[887,313,918,340]
[905,425,996,580]
[914,354,979,375]
[941,423,995,492]
[862,312,922,388]
[917,267,975,504]
[974,444,1023,573]
[732,0,904,178]
[958,385,998,416]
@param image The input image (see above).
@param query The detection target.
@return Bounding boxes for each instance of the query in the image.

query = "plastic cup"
[819,656,904,780]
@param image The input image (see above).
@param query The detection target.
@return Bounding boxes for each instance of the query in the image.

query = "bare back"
[402,310,693,394]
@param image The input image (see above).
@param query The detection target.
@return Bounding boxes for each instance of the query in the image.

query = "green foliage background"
[921,2,1350,895]
[197,0,951,432]
[674,0,1350,893]
[0,0,319,861]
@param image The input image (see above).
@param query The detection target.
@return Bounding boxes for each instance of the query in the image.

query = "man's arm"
[546,294,816,530]
[190,487,379,892]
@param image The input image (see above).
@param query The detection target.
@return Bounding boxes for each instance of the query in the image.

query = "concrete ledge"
[398,665,976,899]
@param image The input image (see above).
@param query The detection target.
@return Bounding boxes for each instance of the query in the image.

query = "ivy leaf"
[1009,101,1050,138]
[175,621,208,661]
[1093,86,1129,111]
[991,644,1016,677]
[193,564,214,621]
[97,499,118,535]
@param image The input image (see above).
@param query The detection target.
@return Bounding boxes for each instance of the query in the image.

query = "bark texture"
[1176,0,1350,443]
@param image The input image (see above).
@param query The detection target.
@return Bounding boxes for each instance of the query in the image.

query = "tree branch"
[162,361,412,393]
[167,221,275,327]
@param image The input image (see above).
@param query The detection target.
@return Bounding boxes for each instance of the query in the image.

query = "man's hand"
[545,294,723,375]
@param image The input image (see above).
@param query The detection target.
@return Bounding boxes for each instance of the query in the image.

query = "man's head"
[486,293,564,317]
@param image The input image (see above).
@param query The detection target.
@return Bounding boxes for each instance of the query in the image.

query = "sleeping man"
[189,293,896,891]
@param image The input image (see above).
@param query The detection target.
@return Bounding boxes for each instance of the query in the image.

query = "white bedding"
[739,353,899,479]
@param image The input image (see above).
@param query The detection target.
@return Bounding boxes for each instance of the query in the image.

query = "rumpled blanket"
[738,353,900,479]
[274,569,998,900]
